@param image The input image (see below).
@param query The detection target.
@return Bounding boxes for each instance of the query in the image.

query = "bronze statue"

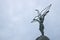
[31,4,52,36]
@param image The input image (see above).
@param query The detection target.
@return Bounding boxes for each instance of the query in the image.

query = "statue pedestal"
[36,35,49,40]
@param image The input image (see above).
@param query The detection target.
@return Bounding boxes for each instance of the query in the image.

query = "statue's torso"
[39,16,44,24]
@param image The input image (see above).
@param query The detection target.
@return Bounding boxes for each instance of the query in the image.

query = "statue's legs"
[39,24,44,35]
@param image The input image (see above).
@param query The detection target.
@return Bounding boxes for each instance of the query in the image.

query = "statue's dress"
[39,16,44,35]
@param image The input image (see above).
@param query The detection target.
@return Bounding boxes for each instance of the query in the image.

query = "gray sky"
[0,0,60,40]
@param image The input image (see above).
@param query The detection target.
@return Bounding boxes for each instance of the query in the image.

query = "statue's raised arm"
[42,4,52,17]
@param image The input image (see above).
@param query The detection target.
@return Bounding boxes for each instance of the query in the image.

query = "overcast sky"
[0,0,60,40]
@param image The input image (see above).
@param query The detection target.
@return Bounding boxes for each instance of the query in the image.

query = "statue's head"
[39,16,43,20]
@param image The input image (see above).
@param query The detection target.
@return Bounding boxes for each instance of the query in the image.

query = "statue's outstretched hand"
[31,19,35,23]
